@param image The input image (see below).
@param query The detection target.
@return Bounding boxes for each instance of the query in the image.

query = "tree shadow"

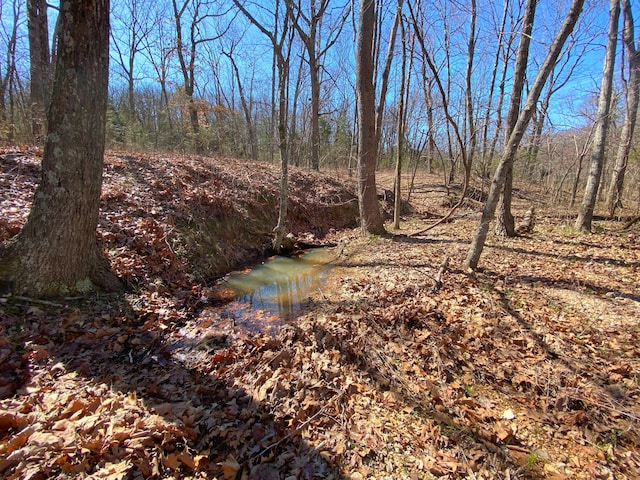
[0,294,347,479]
[487,242,640,268]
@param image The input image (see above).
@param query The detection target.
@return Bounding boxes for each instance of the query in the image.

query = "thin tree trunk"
[496,0,537,237]
[480,0,510,187]
[273,56,290,251]
[0,0,120,297]
[465,0,585,270]
[233,0,294,251]
[0,2,20,130]
[224,50,258,160]
[605,0,638,217]
[570,132,592,207]
[393,17,408,231]
[575,0,620,231]
[374,0,403,152]
[464,0,477,197]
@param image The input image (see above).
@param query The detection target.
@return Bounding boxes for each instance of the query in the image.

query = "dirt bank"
[1,149,360,288]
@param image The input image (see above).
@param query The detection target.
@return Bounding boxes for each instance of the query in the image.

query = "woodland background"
[0,0,637,215]
[1,0,640,478]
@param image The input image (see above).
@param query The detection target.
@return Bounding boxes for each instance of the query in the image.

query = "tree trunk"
[465,0,585,270]
[272,52,291,252]
[0,0,121,298]
[226,50,258,160]
[393,18,407,231]
[27,0,50,141]
[495,0,537,237]
[233,0,294,251]
[575,0,620,231]
[480,0,510,188]
[605,0,638,217]
[356,0,385,235]
[375,0,402,153]
[0,3,20,129]
[172,0,202,151]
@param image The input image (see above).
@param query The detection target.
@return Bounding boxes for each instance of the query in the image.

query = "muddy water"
[219,247,338,333]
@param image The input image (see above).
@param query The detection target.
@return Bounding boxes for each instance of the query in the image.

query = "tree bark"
[605,0,638,217]
[356,0,385,235]
[393,17,407,231]
[575,0,620,231]
[465,0,585,270]
[0,0,121,298]
[27,0,50,141]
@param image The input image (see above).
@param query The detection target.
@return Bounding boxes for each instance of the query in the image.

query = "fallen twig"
[8,295,66,308]
[249,390,345,461]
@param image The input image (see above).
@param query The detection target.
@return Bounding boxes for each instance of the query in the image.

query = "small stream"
[217,247,338,333]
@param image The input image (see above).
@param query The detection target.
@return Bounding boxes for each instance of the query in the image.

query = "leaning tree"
[464,0,586,270]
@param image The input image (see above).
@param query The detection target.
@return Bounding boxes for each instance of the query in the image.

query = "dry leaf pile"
[1,148,639,479]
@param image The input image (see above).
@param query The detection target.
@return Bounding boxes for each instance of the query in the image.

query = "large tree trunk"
[356,0,385,235]
[465,0,585,270]
[0,0,121,298]
[27,0,50,141]
[605,0,638,217]
[495,0,537,237]
[575,0,620,231]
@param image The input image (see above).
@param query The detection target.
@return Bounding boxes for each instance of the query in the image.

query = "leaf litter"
[1,148,639,479]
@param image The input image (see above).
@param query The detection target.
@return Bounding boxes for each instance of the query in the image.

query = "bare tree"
[233,0,295,251]
[171,0,229,151]
[285,0,350,170]
[479,0,512,191]
[375,0,403,155]
[140,6,176,144]
[222,41,258,160]
[575,0,620,231]
[356,0,385,235]
[465,0,586,270]
[407,0,473,232]
[606,0,638,217]
[495,0,537,237]
[0,0,121,297]
[0,0,21,140]
[110,0,158,129]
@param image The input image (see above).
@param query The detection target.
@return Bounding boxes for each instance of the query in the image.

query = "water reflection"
[220,248,336,333]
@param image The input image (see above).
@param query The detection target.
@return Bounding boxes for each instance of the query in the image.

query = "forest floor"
[1,148,639,480]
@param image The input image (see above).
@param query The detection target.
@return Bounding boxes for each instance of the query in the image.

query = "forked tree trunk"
[0,0,121,298]
[575,0,620,231]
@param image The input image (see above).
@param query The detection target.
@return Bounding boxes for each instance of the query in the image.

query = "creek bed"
[218,247,338,333]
